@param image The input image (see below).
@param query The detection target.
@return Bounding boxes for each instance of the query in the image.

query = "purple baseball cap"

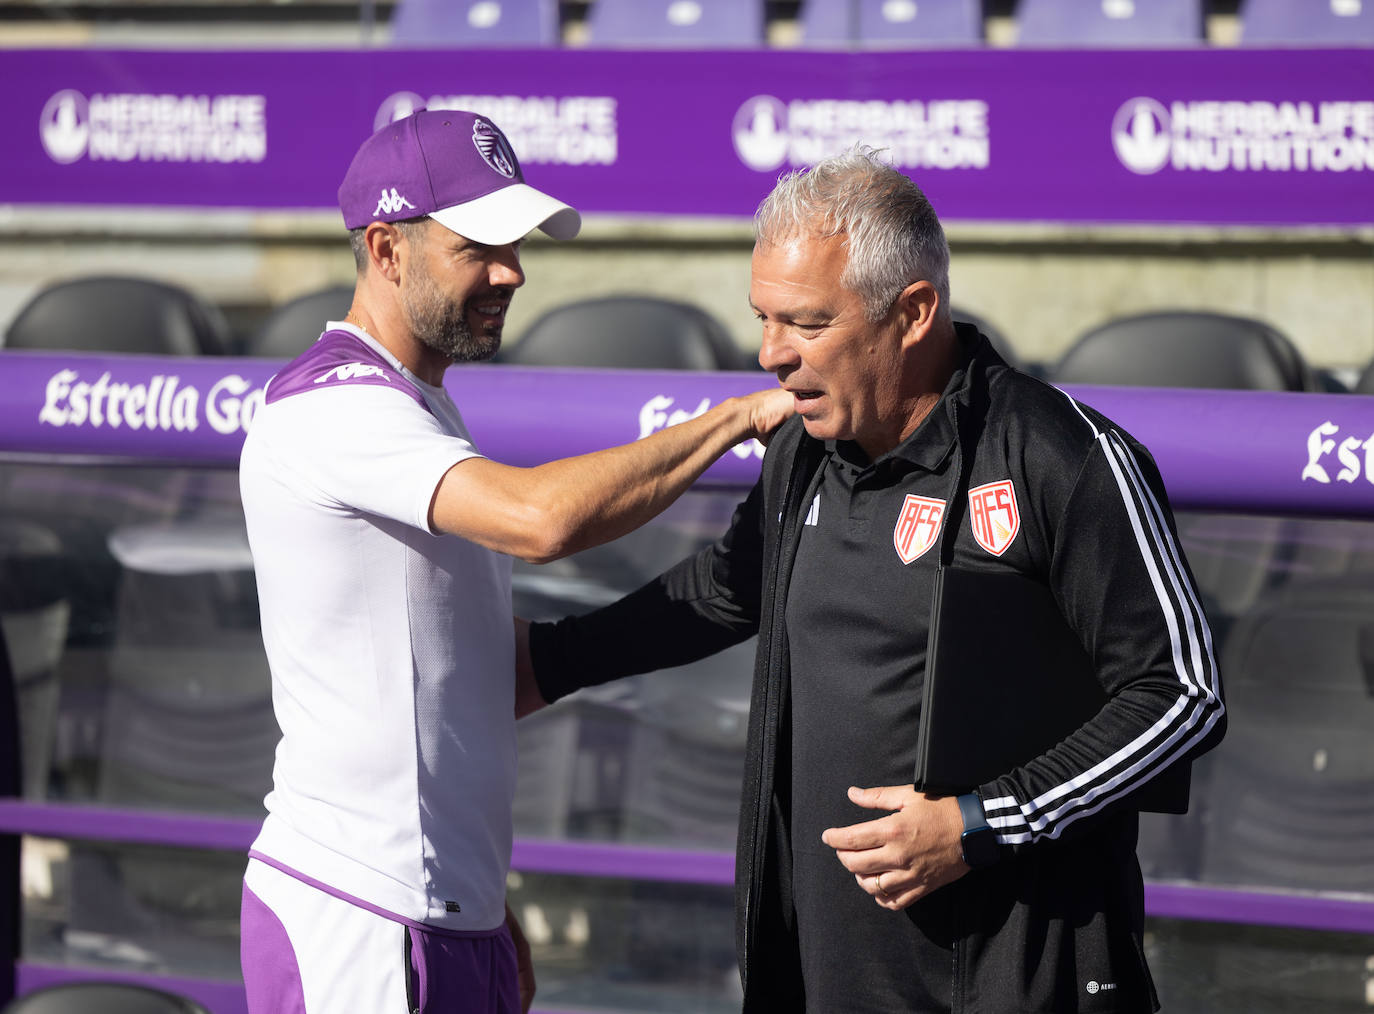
[338,110,580,244]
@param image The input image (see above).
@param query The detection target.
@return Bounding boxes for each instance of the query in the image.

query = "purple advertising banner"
[2,351,1374,518]
[4,47,1372,226]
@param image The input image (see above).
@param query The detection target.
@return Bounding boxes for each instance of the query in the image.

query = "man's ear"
[363,222,404,282]
[898,280,940,343]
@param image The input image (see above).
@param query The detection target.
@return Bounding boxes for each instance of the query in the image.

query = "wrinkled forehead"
[749,232,857,308]
[751,230,851,277]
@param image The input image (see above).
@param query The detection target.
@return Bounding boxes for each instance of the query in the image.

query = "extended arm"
[525,476,769,707]
[432,389,790,563]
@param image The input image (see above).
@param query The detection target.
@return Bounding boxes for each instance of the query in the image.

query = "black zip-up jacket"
[532,329,1226,1012]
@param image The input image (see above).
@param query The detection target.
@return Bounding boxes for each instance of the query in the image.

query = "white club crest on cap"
[472,119,517,179]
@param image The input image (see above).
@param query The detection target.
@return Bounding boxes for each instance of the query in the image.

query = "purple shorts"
[241,859,519,1013]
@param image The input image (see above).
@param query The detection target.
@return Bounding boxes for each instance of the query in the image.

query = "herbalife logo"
[373,188,416,216]
[1112,98,1171,175]
[1112,95,1374,175]
[733,96,790,172]
[732,94,990,174]
[40,90,89,164]
[38,88,267,165]
[374,91,426,131]
[374,92,617,167]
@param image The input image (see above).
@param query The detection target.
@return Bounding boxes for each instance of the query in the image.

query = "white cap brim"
[428,183,581,245]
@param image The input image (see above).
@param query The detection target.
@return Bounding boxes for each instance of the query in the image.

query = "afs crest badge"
[969,479,1020,556]
[893,494,945,565]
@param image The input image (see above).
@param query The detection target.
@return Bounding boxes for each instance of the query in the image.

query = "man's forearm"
[516,395,766,559]
[431,389,787,563]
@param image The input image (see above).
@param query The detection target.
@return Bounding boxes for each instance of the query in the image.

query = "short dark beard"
[402,261,504,363]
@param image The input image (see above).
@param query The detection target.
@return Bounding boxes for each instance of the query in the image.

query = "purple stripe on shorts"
[241,882,307,1014]
[264,329,430,411]
[409,922,519,1014]
[248,851,503,938]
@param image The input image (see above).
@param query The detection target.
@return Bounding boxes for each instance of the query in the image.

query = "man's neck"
[344,305,450,386]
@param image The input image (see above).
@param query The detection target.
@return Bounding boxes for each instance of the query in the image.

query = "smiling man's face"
[401,220,525,364]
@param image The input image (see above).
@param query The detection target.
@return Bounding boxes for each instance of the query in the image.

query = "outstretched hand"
[820,785,968,911]
[742,386,795,446]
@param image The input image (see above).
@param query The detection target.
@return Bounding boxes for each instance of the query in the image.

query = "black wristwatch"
[957,791,1000,869]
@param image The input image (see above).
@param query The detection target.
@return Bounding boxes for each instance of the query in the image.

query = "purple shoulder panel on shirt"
[265,329,431,412]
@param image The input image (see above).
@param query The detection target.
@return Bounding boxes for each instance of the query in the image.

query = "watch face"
[962,827,1000,869]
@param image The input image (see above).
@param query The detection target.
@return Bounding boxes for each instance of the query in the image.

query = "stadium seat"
[0,611,17,1005]
[2,276,233,356]
[1053,309,1312,635]
[1239,0,1374,45]
[1,983,211,1014]
[389,0,559,46]
[620,639,756,846]
[242,284,354,359]
[503,295,752,370]
[54,515,273,969]
[801,0,983,46]
[952,305,1023,370]
[0,518,68,799]
[1196,575,1374,895]
[585,0,765,47]
[1353,357,1374,395]
[1051,310,1315,391]
[100,519,275,818]
[1015,0,1205,45]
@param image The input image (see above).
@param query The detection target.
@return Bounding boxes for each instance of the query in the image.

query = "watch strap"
[957,791,1000,869]
[957,791,988,833]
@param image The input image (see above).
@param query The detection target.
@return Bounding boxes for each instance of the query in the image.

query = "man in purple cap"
[236,110,791,1013]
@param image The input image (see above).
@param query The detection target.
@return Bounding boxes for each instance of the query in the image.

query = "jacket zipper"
[743,437,822,997]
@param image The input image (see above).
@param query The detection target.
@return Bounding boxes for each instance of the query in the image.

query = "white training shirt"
[239,322,515,931]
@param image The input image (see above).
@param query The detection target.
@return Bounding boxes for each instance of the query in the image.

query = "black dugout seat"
[241,284,354,359]
[502,295,752,371]
[1051,309,1315,391]
[3,276,232,357]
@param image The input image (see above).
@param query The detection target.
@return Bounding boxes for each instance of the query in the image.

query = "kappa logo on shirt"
[893,494,945,565]
[968,479,1020,556]
[314,363,391,385]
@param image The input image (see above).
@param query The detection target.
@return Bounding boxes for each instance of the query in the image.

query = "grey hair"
[753,146,951,325]
[348,216,432,273]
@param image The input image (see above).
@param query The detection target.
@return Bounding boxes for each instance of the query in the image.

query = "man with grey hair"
[527,147,1224,1011]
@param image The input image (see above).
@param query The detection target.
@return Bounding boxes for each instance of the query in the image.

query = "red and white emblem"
[968,479,1020,556]
[893,494,946,565]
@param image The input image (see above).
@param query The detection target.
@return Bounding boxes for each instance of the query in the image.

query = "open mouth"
[470,301,508,325]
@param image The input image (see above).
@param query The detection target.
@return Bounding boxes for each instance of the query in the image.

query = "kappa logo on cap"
[373,187,416,217]
[968,479,1020,557]
[472,118,518,179]
[893,494,945,565]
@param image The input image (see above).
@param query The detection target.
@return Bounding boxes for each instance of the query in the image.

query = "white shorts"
[240,858,517,1013]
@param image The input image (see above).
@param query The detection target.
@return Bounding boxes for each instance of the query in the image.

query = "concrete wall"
[1,208,1371,378]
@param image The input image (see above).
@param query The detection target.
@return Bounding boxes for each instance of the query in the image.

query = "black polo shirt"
[786,410,962,1011]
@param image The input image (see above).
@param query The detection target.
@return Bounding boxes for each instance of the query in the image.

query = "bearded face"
[402,257,506,364]
[396,220,519,365]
